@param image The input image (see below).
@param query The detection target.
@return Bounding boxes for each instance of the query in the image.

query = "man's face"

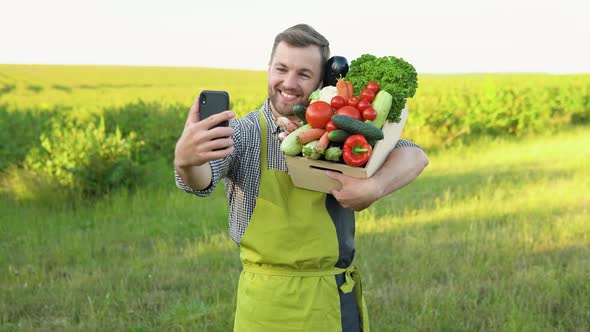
[267,42,323,118]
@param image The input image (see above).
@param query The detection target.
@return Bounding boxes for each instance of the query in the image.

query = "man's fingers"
[199,111,235,129]
[198,126,234,142]
[202,137,234,151]
[186,96,200,126]
[201,145,235,161]
[325,171,344,192]
[325,170,344,182]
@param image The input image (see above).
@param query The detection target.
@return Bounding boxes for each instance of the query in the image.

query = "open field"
[1,65,589,331]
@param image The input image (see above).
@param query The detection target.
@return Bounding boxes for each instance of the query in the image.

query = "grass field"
[1,65,589,331]
[1,126,589,331]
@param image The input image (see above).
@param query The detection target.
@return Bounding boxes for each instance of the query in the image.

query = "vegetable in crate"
[331,114,384,141]
[324,146,343,162]
[276,116,299,133]
[328,129,350,143]
[292,104,307,124]
[305,101,333,129]
[309,86,338,104]
[345,54,418,123]
[323,56,349,87]
[342,135,372,167]
[313,131,331,154]
[371,90,393,129]
[296,128,325,145]
[302,140,322,160]
[280,124,312,156]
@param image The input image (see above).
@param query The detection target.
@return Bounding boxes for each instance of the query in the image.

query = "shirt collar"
[261,98,282,135]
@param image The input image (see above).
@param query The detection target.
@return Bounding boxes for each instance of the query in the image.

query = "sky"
[2,0,589,74]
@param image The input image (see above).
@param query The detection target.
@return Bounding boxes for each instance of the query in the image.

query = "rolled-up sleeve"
[394,139,423,150]
[174,158,227,197]
[174,118,240,197]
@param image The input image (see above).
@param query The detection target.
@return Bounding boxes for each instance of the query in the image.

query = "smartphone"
[199,90,230,128]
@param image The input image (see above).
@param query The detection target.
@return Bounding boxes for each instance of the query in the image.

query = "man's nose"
[283,72,298,89]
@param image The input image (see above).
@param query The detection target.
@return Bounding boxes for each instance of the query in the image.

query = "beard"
[269,94,295,117]
[268,89,300,117]
[267,85,315,118]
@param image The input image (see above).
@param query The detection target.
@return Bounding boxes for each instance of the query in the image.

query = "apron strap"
[243,263,359,295]
[258,109,268,171]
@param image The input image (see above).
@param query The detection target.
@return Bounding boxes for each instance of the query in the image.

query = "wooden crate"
[285,107,408,193]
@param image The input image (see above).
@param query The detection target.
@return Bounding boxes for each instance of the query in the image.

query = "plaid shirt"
[175,99,422,245]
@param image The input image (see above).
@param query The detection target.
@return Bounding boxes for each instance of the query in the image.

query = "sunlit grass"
[1,64,589,330]
[1,126,589,330]
[353,126,590,331]
[0,64,268,117]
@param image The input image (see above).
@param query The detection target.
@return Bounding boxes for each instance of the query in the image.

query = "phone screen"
[199,90,230,127]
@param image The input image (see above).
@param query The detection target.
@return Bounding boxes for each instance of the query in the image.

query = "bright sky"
[2,0,589,74]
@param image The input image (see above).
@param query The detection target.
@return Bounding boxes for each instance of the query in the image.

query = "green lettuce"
[345,54,418,123]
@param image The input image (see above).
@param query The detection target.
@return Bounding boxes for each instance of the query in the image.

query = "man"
[174,24,429,331]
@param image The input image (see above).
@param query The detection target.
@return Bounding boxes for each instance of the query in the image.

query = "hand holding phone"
[175,90,234,169]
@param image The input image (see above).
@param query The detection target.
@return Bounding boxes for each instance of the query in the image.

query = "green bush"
[102,100,186,163]
[23,116,144,197]
[406,75,590,148]
[0,105,58,171]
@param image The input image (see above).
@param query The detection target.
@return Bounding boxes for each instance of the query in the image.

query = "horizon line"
[1,62,589,76]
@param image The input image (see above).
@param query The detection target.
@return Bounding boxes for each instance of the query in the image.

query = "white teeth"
[281,91,296,99]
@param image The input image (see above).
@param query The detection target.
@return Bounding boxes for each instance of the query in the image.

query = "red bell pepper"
[342,134,372,167]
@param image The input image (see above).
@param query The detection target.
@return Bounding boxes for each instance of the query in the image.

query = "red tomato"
[335,106,362,121]
[330,96,346,110]
[347,96,360,108]
[360,89,376,102]
[365,81,380,94]
[362,107,377,121]
[325,120,338,132]
[357,99,371,111]
[305,101,333,128]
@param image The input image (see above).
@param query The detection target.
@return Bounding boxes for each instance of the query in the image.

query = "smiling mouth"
[280,90,298,101]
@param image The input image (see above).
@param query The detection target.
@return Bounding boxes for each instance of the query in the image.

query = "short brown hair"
[269,24,331,68]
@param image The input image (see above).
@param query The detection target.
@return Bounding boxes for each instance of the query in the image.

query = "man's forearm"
[174,162,213,191]
[370,147,429,198]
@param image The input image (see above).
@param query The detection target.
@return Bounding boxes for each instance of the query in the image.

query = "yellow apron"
[233,111,370,331]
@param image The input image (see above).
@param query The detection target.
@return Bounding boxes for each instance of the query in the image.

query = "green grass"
[1,64,589,330]
[357,126,590,331]
[1,125,589,331]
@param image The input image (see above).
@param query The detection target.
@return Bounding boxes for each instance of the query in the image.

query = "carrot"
[313,131,331,154]
[296,128,326,145]
[336,79,350,100]
[345,81,354,98]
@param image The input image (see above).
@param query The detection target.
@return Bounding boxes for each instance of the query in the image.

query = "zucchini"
[324,146,342,162]
[331,115,384,140]
[302,140,322,160]
[293,104,307,124]
[280,124,312,156]
[327,129,351,143]
[371,90,393,129]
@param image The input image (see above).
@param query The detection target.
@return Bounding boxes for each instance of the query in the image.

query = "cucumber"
[327,129,351,143]
[280,124,312,156]
[331,115,384,140]
[293,104,307,124]
[371,90,393,129]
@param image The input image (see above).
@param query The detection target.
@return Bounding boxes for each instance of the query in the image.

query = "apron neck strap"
[258,109,268,171]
